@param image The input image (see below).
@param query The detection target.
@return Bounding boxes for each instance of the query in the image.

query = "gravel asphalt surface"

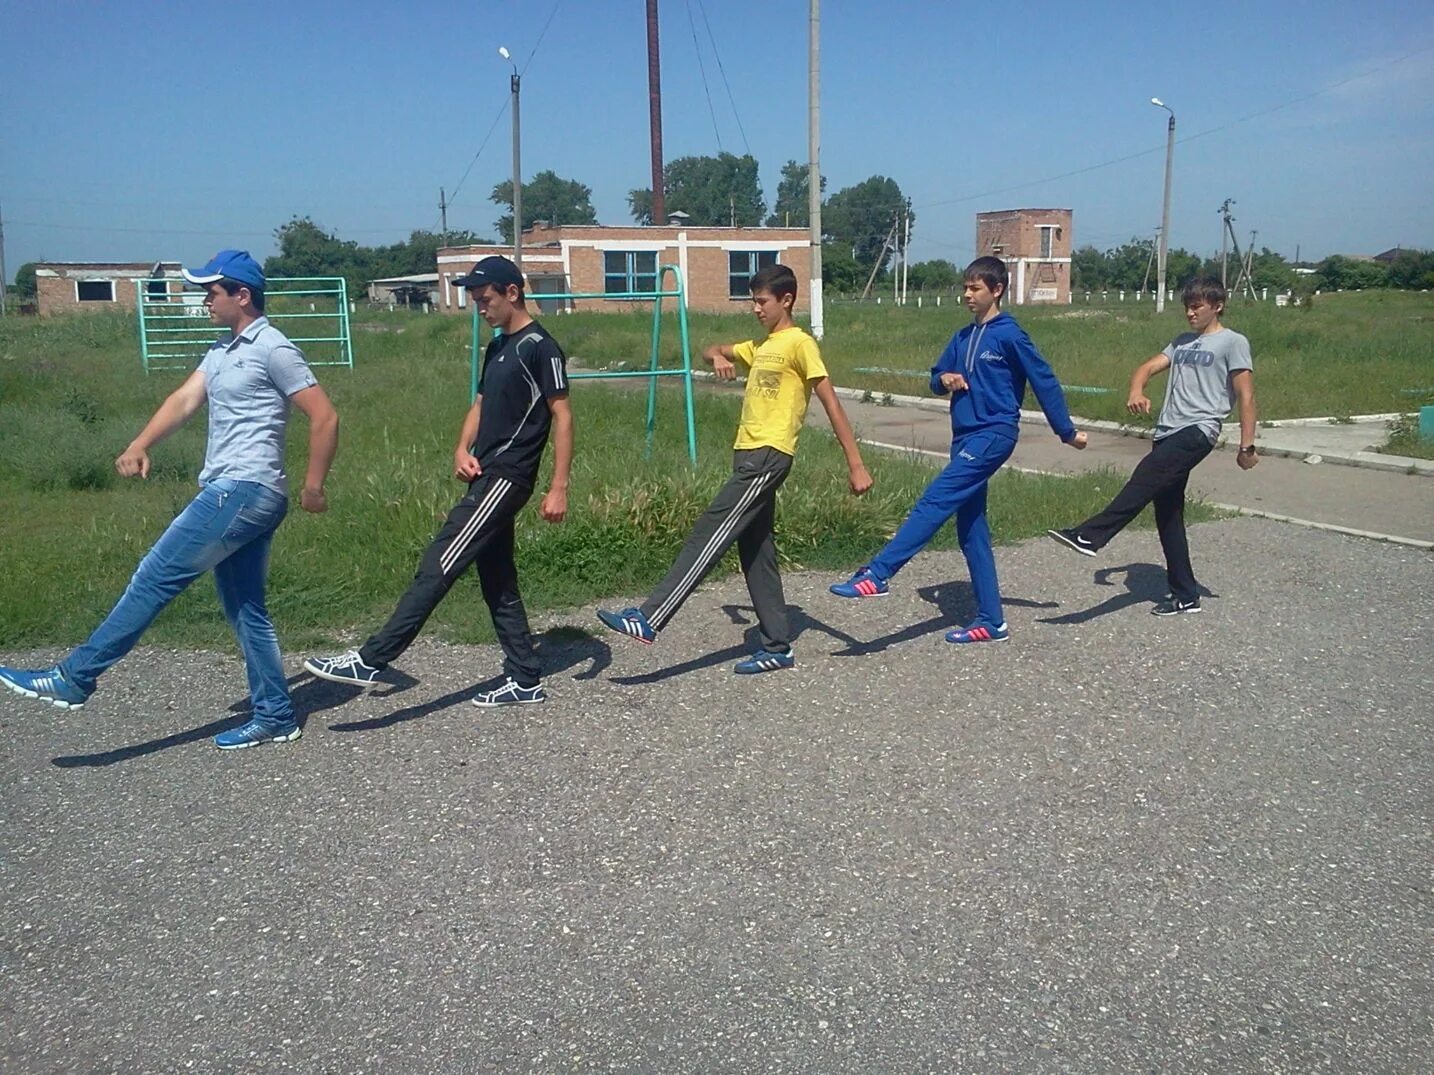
[2,518,1430,1074]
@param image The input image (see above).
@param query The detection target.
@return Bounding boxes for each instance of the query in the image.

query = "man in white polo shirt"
[0,250,339,749]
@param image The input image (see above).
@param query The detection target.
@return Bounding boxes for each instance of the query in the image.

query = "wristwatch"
[1239,444,1258,456]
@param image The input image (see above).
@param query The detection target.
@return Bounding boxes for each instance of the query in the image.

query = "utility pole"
[439,187,448,245]
[1151,98,1175,313]
[498,46,522,271]
[646,0,665,227]
[808,0,824,339]
[901,199,911,305]
[1219,198,1235,287]
[0,199,8,318]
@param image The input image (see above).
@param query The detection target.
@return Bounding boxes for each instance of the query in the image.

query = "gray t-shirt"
[196,317,318,495]
[1156,327,1253,443]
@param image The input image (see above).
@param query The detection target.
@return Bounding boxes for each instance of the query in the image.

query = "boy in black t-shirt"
[306,257,572,705]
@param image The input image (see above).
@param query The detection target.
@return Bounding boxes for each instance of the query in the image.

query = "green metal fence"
[469,263,698,463]
[136,276,355,373]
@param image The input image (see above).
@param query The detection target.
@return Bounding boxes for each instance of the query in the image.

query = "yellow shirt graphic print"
[731,327,829,456]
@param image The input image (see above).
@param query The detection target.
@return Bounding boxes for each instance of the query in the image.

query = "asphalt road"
[2,519,1430,1073]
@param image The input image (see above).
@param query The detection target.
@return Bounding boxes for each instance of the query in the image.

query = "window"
[728,251,778,298]
[145,279,169,302]
[76,280,115,302]
[456,279,466,308]
[603,250,658,295]
[1039,226,1056,259]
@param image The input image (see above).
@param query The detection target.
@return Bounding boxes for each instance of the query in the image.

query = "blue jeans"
[867,427,1018,628]
[61,478,293,722]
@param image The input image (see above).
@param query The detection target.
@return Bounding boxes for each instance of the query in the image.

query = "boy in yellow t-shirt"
[598,264,872,674]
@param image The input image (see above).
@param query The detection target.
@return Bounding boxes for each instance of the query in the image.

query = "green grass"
[1379,412,1434,460]
[534,289,1434,426]
[0,307,1219,652]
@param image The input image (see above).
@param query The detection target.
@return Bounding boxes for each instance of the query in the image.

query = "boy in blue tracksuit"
[831,256,1087,643]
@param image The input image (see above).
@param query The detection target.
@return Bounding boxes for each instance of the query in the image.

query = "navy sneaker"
[1048,528,1098,557]
[304,650,381,687]
[944,622,1010,645]
[0,665,90,710]
[829,567,889,599]
[734,648,795,675]
[596,607,657,645]
[1152,596,1201,616]
[472,677,547,707]
[215,718,302,750]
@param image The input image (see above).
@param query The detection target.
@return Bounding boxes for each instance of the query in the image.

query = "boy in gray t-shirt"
[1048,278,1259,615]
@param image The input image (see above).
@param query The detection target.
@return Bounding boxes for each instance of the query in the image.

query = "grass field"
[550,289,1434,426]
[0,307,1187,653]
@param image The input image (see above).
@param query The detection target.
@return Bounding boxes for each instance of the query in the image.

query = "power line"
[695,0,751,156]
[911,41,1434,213]
[445,0,563,213]
[685,0,723,151]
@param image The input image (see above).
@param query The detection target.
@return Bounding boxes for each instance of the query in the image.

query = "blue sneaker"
[215,718,302,750]
[471,677,547,707]
[734,648,795,675]
[0,665,90,710]
[830,567,889,599]
[944,622,1010,645]
[304,649,381,687]
[596,607,657,645]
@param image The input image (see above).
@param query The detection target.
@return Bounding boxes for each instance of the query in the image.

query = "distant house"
[1373,247,1419,263]
[35,261,182,317]
[436,221,812,315]
[975,209,1072,304]
[368,273,439,307]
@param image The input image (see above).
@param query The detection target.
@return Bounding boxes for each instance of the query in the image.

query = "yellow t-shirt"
[730,326,829,456]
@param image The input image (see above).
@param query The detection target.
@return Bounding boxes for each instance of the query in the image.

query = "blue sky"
[3,0,1431,276]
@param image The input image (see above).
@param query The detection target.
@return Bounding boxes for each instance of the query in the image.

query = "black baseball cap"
[453,256,524,290]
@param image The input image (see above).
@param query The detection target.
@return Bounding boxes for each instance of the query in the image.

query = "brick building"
[436,224,812,315]
[975,210,1072,304]
[35,261,183,317]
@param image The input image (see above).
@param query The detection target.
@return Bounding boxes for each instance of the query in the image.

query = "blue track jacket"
[929,311,1077,441]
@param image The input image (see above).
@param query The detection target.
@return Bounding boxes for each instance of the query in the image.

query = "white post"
[807,0,824,339]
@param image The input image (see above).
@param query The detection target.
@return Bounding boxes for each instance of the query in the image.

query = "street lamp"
[1151,97,1175,313]
[500,46,522,273]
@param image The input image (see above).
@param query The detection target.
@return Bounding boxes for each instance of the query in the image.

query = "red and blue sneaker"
[829,567,889,599]
[944,622,1010,645]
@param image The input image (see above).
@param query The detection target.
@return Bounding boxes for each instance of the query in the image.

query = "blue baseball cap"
[182,249,265,289]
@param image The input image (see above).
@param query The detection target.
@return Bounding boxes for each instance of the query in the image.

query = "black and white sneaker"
[1047,528,1098,557]
[304,650,381,687]
[471,677,547,707]
[1152,596,1201,616]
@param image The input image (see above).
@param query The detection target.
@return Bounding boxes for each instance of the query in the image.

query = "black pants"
[641,447,794,650]
[1076,425,1214,601]
[360,474,540,686]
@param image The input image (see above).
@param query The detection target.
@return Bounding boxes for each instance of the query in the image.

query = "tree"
[1312,255,1387,291]
[491,169,597,244]
[1383,250,1434,290]
[824,176,911,274]
[1071,245,1109,292]
[13,262,39,299]
[819,242,862,294]
[369,229,489,281]
[627,152,765,227]
[264,217,371,295]
[906,259,960,292]
[765,159,824,228]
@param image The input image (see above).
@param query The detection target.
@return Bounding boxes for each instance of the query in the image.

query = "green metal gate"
[136,276,354,373]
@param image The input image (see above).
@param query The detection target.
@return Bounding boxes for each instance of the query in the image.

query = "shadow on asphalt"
[1035,563,1217,625]
[47,671,403,768]
[830,581,1059,656]
[324,629,613,733]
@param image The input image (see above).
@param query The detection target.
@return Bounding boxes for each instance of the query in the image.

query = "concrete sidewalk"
[810,392,1434,548]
